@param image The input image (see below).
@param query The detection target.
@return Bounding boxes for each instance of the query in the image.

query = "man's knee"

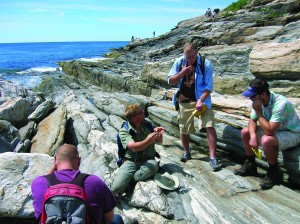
[241,127,250,138]
[111,214,124,224]
[111,173,134,195]
[261,135,277,148]
[134,160,159,181]
[206,126,216,133]
[110,181,124,195]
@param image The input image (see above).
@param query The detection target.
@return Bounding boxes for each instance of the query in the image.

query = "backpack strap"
[144,120,154,132]
[122,121,136,138]
[45,172,89,188]
[199,53,206,76]
[179,58,184,72]
[144,120,160,162]
[70,173,89,188]
[44,173,61,186]
[122,121,129,131]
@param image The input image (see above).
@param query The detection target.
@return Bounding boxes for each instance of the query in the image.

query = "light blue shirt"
[167,54,214,109]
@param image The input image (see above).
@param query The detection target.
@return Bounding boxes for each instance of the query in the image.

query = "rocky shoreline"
[1,0,300,223]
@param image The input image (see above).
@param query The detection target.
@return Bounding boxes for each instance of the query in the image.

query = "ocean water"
[0,41,128,88]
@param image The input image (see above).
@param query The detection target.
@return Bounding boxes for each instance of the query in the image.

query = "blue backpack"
[116,120,154,167]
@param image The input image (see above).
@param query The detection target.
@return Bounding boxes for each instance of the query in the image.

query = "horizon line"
[0,40,130,44]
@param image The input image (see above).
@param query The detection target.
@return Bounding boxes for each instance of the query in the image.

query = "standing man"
[31,144,123,224]
[110,104,164,196]
[167,42,221,171]
[234,78,300,189]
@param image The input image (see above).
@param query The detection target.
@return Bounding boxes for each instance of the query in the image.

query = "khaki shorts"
[256,126,300,151]
[178,102,214,135]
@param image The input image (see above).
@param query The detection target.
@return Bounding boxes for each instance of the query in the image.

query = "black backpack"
[116,120,154,167]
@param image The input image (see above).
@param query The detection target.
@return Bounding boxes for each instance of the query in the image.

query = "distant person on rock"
[213,8,220,15]
[31,144,124,224]
[234,78,300,190]
[205,8,212,18]
[131,36,134,43]
[212,8,220,19]
[167,42,221,171]
[110,104,164,196]
[153,31,155,38]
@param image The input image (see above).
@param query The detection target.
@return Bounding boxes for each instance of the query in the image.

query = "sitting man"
[31,144,123,224]
[234,78,300,189]
[110,104,164,196]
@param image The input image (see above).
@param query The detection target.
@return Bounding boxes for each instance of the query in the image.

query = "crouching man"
[110,104,164,196]
[234,78,300,189]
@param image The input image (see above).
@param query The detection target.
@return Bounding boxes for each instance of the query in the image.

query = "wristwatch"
[199,97,204,102]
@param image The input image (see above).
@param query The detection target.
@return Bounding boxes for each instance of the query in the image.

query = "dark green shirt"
[119,119,156,163]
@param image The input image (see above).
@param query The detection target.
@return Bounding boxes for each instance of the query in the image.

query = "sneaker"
[260,166,283,190]
[234,159,257,177]
[180,152,191,162]
[210,158,222,171]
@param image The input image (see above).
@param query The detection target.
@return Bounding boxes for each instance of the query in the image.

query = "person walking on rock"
[205,8,212,18]
[110,104,164,196]
[167,42,221,171]
[234,78,300,189]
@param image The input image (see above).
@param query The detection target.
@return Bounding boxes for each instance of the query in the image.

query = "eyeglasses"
[184,54,197,60]
[134,109,144,116]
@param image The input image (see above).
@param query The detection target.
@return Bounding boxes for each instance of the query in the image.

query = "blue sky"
[0,0,234,43]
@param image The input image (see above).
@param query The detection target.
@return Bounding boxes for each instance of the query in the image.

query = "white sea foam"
[79,57,107,62]
[17,67,58,74]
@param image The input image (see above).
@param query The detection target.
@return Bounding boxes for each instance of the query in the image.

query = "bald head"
[55,144,80,170]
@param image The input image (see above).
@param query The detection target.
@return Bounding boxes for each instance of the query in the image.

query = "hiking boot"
[210,158,222,171]
[180,152,191,162]
[260,166,283,190]
[234,159,257,177]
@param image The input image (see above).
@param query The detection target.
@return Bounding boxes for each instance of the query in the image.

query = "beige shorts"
[178,102,214,135]
[256,126,300,151]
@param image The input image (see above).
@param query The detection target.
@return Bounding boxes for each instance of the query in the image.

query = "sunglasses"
[134,109,144,116]
[184,52,197,60]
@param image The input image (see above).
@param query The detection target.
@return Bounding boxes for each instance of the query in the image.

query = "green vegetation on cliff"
[104,51,122,59]
[257,7,284,19]
[224,0,249,11]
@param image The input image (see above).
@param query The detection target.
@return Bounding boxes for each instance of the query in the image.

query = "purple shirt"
[31,169,117,224]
